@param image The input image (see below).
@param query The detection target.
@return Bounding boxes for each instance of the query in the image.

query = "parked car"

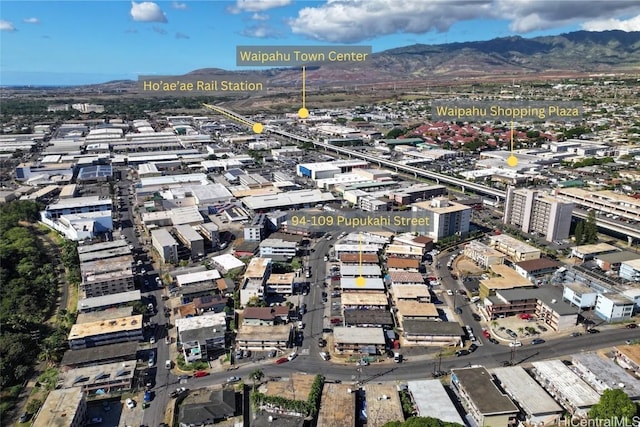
[455,349,470,357]
[509,341,522,347]
[287,352,297,361]
[126,398,135,409]
[587,328,600,334]
[488,338,500,344]
[318,338,326,347]
[275,357,288,365]
[472,313,482,321]
[571,332,583,337]
[143,390,152,402]
[268,350,277,358]
[531,338,545,345]
[226,376,241,383]
[469,343,478,352]
[19,413,30,423]
[625,323,638,329]
[87,417,103,425]
[194,370,208,378]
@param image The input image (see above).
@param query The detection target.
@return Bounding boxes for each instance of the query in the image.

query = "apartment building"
[240,257,271,306]
[464,240,505,269]
[79,256,135,298]
[174,224,205,258]
[259,238,297,260]
[243,213,267,242]
[411,198,471,242]
[503,187,573,242]
[488,234,541,262]
[32,388,86,427]
[67,315,143,350]
[151,228,178,264]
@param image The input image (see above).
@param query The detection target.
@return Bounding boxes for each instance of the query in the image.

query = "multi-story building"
[411,198,471,242]
[265,272,295,295]
[240,257,271,306]
[243,213,267,242]
[174,224,205,258]
[464,240,505,269]
[389,184,447,205]
[358,196,390,212]
[60,359,136,393]
[503,187,574,242]
[67,315,143,350]
[79,256,135,298]
[620,259,640,282]
[175,313,226,362]
[450,367,519,427]
[32,387,87,427]
[488,234,541,262]
[151,228,178,264]
[595,293,635,322]
[259,238,297,260]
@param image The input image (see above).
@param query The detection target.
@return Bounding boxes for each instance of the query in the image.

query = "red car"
[193,370,209,378]
[482,330,491,338]
[519,313,532,320]
[275,357,288,365]
[330,318,342,325]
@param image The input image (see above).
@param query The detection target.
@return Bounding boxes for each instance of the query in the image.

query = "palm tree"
[249,369,264,388]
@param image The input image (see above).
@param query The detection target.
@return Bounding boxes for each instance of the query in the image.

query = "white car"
[125,398,135,409]
[446,290,454,296]
[149,337,156,344]
[509,341,522,347]
[287,352,298,361]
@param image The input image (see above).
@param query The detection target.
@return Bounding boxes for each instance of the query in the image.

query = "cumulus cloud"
[582,14,640,31]
[175,32,190,39]
[240,23,282,38]
[171,1,188,9]
[288,0,640,43]
[251,12,270,21]
[228,0,292,14]
[0,20,16,31]
[23,17,40,24]
[152,26,167,35]
[131,1,167,23]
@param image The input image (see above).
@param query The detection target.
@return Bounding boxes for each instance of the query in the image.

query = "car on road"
[126,398,135,409]
[455,349,470,357]
[287,352,298,361]
[472,313,482,321]
[454,307,462,314]
[509,341,522,347]
[275,357,288,365]
[178,374,190,381]
[165,360,172,369]
[531,338,545,345]
[318,338,326,347]
[143,390,152,402]
[446,289,453,296]
[587,328,600,334]
[626,323,638,329]
[482,329,490,338]
[170,387,187,398]
[625,340,632,345]
[226,376,241,383]
[194,370,208,378]
[320,351,330,361]
[488,338,500,344]
[469,343,478,352]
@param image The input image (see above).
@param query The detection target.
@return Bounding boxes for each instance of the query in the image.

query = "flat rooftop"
[340,253,379,263]
[174,224,203,241]
[176,270,222,287]
[151,228,178,247]
[245,257,271,278]
[266,272,295,285]
[236,324,291,342]
[317,383,356,427]
[407,380,465,425]
[480,264,533,290]
[32,387,84,427]
[340,264,382,277]
[385,244,424,257]
[78,247,132,263]
[452,367,519,416]
[61,341,138,367]
[46,195,111,210]
[77,239,128,254]
[491,366,562,416]
[175,312,226,332]
[333,326,386,345]
[242,189,336,210]
[77,290,140,311]
[388,271,424,283]
[595,250,640,265]
[68,315,143,340]
[396,301,439,317]
[341,292,388,306]
[531,360,600,408]
[490,234,541,255]
[364,384,404,427]
[572,242,619,256]
[573,353,640,398]
[341,277,385,291]
[391,284,430,300]
[76,307,133,324]
[60,359,136,389]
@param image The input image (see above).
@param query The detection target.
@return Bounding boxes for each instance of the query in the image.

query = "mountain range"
[82,30,640,92]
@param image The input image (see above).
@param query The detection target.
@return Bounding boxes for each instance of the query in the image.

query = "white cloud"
[582,14,640,32]
[0,20,16,32]
[171,1,188,10]
[228,0,292,14]
[175,32,190,39]
[288,0,640,43]
[251,12,270,21]
[131,1,167,23]
[240,23,282,38]
[23,17,40,24]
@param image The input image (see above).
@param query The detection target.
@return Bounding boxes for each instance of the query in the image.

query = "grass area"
[67,281,79,314]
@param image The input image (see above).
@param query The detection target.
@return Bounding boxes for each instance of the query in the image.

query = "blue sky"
[1,0,639,85]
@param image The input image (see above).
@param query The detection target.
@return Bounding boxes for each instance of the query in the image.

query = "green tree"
[584,210,598,244]
[574,220,585,245]
[386,127,406,139]
[588,389,638,422]
[249,369,264,388]
[26,399,43,415]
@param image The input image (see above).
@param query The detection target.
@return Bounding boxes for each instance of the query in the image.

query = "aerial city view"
[2,1,640,427]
